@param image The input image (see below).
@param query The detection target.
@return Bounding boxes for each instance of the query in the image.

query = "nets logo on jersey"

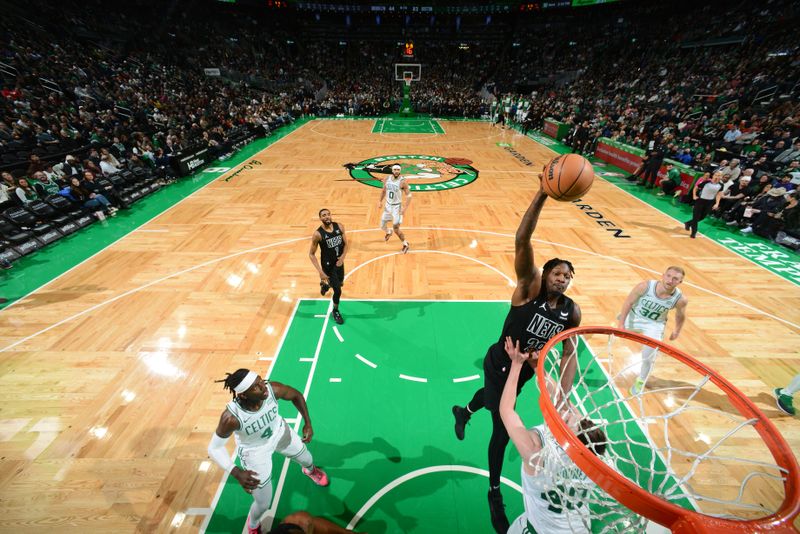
[347,155,478,191]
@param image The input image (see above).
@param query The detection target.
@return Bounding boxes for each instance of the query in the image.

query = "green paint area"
[207,300,692,533]
[515,124,800,286]
[372,118,445,134]
[0,118,311,308]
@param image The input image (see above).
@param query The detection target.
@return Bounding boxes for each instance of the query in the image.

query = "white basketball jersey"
[384,176,404,207]
[226,382,286,451]
[522,425,593,534]
[627,280,682,325]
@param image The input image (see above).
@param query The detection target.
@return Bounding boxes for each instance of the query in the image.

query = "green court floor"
[372,118,445,134]
[205,299,689,533]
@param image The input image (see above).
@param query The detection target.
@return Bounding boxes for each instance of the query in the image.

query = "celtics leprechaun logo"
[344,155,478,191]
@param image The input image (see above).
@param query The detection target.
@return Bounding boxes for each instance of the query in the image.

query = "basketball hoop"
[403,73,414,88]
[536,326,800,533]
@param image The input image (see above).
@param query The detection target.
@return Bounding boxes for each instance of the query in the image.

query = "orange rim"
[536,326,800,533]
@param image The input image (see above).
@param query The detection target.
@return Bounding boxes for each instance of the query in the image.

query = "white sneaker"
[630,378,645,395]
[740,226,753,234]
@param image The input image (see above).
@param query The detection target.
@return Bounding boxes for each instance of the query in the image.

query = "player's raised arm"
[557,303,582,403]
[512,188,548,306]
[499,337,542,470]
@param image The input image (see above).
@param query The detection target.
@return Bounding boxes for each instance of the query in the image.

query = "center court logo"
[347,155,479,191]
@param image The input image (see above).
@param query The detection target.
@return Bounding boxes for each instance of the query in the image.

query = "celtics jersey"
[226,382,285,451]
[627,280,682,325]
[384,176,404,207]
[523,425,592,534]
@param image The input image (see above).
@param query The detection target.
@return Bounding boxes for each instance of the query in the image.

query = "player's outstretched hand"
[232,467,261,492]
[504,336,530,366]
[302,424,314,443]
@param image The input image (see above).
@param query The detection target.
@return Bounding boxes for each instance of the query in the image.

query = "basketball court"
[0,118,798,532]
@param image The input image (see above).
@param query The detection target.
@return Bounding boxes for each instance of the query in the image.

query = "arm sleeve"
[208,433,235,473]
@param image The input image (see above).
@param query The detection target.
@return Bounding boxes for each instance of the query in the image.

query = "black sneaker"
[487,488,509,534]
[452,405,470,440]
[320,281,330,296]
[331,309,344,325]
[684,221,690,231]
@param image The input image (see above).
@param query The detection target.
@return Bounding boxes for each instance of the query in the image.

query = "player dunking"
[309,209,347,325]
[451,185,582,533]
[499,337,606,534]
[618,266,688,394]
[207,369,329,534]
[378,164,411,253]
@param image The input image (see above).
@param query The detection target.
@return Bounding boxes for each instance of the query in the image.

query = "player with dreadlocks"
[207,369,329,534]
[451,181,582,533]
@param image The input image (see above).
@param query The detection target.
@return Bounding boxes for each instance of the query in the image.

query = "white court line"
[258,356,274,361]
[200,297,301,534]
[399,374,428,383]
[263,299,333,529]
[299,357,315,362]
[1,121,309,315]
[4,227,797,355]
[355,353,377,369]
[313,314,327,318]
[452,374,481,383]
[184,508,211,516]
[329,378,342,383]
[346,465,522,530]
[332,326,344,342]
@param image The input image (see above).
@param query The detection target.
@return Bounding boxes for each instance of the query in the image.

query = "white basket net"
[535,329,794,533]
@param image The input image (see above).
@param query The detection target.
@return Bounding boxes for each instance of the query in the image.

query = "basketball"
[541,154,595,202]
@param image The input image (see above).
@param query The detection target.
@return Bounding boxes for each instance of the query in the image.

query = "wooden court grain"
[0,120,797,531]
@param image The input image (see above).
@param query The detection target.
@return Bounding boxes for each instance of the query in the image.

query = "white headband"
[392,165,401,170]
[234,371,258,394]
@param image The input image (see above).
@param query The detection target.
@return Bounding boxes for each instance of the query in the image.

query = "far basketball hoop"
[394,63,421,84]
[394,63,421,117]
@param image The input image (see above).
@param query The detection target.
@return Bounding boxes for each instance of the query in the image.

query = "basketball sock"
[248,482,273,529]
[467,388,485,413]
[783,374,800,396]
[639,345,660,381]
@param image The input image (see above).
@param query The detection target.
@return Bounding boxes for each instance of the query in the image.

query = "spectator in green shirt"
[658,163,682,197]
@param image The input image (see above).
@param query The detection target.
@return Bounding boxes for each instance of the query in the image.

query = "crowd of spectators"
[1,0,799,259]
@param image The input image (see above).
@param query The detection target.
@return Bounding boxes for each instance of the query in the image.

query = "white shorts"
[381,204,403,226]
[508,514,535,534]
[624,316,665,341]
[238,424,308,489]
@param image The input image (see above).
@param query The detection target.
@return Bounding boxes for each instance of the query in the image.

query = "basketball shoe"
[302,466,330,486]
[774,388,795,416]
[452,405,471,440]
[488,487,509,533]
